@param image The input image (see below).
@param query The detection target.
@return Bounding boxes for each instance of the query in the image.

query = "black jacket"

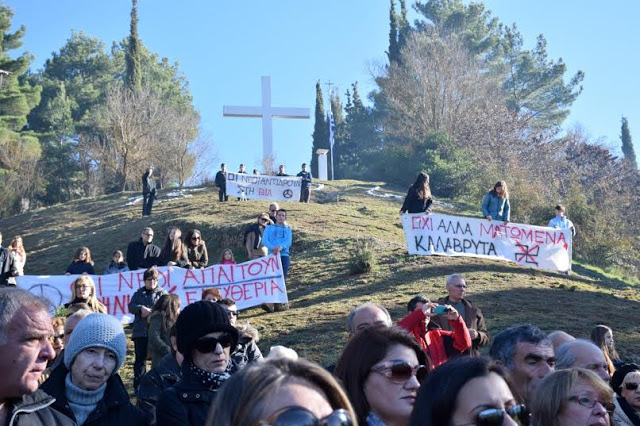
[214,170,226,188]
[126,239,161,271]
[156,362,236,426]
[128,285,167,339]
[137,354,182,426]
[296,170,312,188]
[40,365,148,426]
[400,186,433,214]
[142,171,157,197]
[66,261,96,275]
[0,246,17,285]
[5,389,76,426]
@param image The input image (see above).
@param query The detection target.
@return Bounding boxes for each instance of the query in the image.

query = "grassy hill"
[2,180,639,388]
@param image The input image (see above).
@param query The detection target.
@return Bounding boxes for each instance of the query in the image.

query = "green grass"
[3,179,639,392]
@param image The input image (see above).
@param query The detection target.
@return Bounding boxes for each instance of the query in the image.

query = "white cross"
[223,76,310,167]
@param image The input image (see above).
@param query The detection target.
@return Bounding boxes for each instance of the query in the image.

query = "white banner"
[402,213,572,272]
[226,172,301,201]
[17,254,288,323]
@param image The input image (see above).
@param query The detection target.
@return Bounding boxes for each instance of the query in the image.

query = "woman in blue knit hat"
[156,300,240,426]
[40,313,148,426]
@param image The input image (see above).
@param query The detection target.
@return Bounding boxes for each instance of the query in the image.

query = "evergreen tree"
[310,80,328,178]
[125,0,143,91]
[620,116,637,169]
[0,5,42,213]
[329,91,347,179]
[387,0,400,65]
[398,0,411,52]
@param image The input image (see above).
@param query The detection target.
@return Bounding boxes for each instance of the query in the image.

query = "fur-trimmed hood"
[237,323,260,342]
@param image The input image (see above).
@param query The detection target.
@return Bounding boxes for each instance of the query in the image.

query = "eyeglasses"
[51,333,65,341]
[194,335,234,353]
[460,404,529,426]
[370,361,428,384]
[260,218,269,222]
[258,407,352,426]
[569,395,615,412]
[625,382,640,391]
[76,285,89,290]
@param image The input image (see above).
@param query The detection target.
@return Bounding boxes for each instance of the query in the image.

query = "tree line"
[310,0,639,274]
[0,2,206,217]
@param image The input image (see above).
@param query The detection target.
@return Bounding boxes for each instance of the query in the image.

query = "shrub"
[348,236,377,274]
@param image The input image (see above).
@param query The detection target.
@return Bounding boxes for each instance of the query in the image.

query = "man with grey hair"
[556,339,610,382]
[126,227,161,270]
[0,288,75,425]
[347,302,392,337]
[490,324,555,403]
[432,274,488,355]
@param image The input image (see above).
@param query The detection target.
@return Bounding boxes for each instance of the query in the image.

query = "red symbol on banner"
[515,243,540,266]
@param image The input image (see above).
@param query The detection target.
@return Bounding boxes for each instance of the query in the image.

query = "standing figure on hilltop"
[237,164,246,174]
[482,180,510,223]
[276,164,288,176]
[548,204,576,236]
[215,163,228,202]
[142,166,157,216]
[400,172,433,214]
[9,235,26,277]
[0,231,17,287]
[297,162,312,203]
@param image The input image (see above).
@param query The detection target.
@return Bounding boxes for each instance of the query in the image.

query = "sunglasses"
[259,407,352,426]
[51,333,65,341]
[569,395,615,412]
[370,361,428,384]
[470,404,529,426]
[194,335,234,353]
[225,310,238,317]
[191,236,201,241]
[625,382,640,391]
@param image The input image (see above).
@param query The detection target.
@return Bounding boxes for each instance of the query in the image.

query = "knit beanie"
[176,301,239,359]
[611,363,640,396]
[64,313,127,373]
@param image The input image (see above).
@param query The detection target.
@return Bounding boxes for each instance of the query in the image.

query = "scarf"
[617,396,640,426]
[187,359,234,390]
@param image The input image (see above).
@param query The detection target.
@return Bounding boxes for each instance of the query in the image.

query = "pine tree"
[329,91,346,179]
[125,0,143,91]
[310,81,328,178]
[620,116,637,169]
[398,0,411,52]
[387,0,400,65]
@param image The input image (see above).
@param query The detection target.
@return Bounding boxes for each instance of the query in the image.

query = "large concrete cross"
[223,76,310,167]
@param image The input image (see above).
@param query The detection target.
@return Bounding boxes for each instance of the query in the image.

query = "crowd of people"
[1,269,636,426]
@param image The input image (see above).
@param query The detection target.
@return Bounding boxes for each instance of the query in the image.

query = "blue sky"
[8,1,639,177]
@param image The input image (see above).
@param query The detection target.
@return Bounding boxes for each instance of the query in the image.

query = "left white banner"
[17,254,288,323]
[226,172,301,201]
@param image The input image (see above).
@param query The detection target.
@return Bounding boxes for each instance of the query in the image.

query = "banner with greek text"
[226,172,301,201]
[17,254,288,323]
[401,213,572,272]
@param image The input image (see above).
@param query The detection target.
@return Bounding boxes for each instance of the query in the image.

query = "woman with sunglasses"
[245,214,272,260]
[208,357,356,426]
[611,364,640,426]
[217,298,264,368]
[185,229,209,269]
[411,356,527,426]
[157,301,239,426]
[532,368,614,426]
[335,326,428,426]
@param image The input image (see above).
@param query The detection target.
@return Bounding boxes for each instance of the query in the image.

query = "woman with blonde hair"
[65,246,96,275]
[64,275,107,313]
[482,180,511,223]
[591,324,622,372]
[532,368,614,426]
[208,357,356,426]
[9,235,26,276]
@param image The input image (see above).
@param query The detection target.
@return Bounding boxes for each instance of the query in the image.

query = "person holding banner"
[244,214,271,260]
[276,164,288,176]
[127,227,161,271]
[184,229,208,269]
[263,209,292,279]
[297,163,312,203]
[548,204,576,236]
[400,172,433,214]
[482,181,511,223]
[65,246,96,275]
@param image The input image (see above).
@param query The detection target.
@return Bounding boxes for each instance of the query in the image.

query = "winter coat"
[104,262,130,275]
[0,246,18,285]
[296,170,312,188]
[214,170,226,188]
[482,190,510,221]
[231,323,264,368]
[397,309,472,369]
[40,365,148,426]
[431,296,489,355]
[143,171,157,197]
[128,286,168,339]
[148,313,171,368]
[4,389,76,426]
[186,242,208,269]
[400,187,433,214]
[66,261,96,275]
[137,354,182,426]
[156,361,236,426]
[159,244,190,268]
[126,239,161,271]
[613,396,640,426]
[263,223,292,257]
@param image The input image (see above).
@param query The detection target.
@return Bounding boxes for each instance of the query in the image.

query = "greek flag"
[328,107,336,149]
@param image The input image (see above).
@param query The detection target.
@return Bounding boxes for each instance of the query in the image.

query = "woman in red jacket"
[397,295,471,369]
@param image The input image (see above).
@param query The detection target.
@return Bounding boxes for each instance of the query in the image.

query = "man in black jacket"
[296,163,312,202]
[0,288,75,426]
[215,163,228,202]
[142,166,157,216]
[126,227,161,271]
[0,232,17,287]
